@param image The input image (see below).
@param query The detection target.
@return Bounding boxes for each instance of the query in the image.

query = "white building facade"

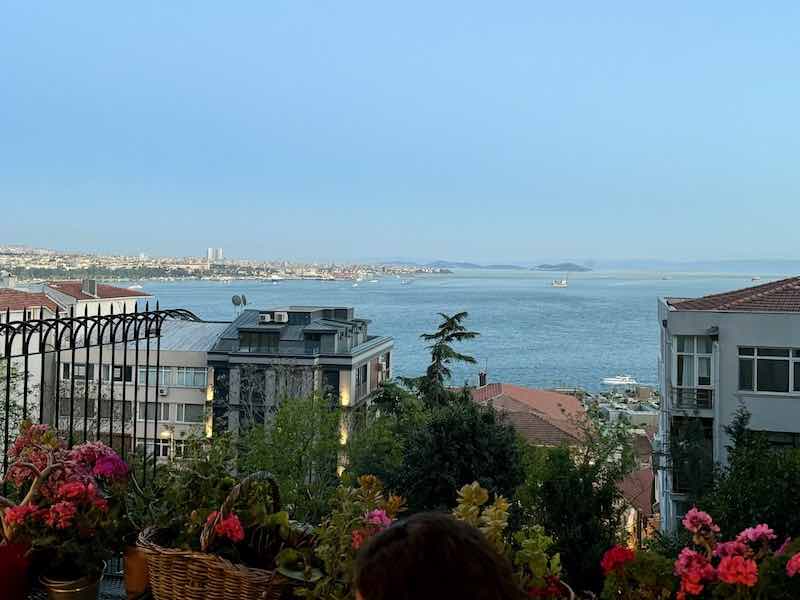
[656,277,800,533]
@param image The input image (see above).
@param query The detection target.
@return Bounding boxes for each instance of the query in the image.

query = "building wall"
[658,301,800,531]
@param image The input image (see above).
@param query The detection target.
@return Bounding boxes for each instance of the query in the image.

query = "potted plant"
[1,421,128,600]
[136,434,313,600]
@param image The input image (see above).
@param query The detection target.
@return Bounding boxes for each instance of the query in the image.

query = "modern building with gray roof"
[208,306,393,433]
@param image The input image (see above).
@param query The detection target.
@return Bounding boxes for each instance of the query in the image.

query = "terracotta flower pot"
[40,563,105,600]
[123,545,150,598]
[0,543,32,600]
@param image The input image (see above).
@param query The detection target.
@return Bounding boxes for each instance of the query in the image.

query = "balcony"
[671,387,714,410]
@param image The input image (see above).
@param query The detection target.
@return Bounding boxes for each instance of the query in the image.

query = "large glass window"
[239,332,279,353]
[674,335,713,388]
[176,403,204,423]
[138,366,171,386]
[738,347,800,393]
[101,364,134,383]
[174,367,207,388]
[137,402,170,421]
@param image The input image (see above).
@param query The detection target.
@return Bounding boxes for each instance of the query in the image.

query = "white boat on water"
[128,284,144,290]
[602,375,638,387]
[551,279,568,288]
[752,277,762,282]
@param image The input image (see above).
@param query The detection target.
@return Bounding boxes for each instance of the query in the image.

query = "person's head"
[354,512,523,600]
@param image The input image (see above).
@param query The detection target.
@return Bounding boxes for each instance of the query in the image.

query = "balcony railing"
[671,387,714,410]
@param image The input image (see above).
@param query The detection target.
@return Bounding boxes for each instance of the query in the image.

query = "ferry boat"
[602,375,638,387]
[551,279,568,288]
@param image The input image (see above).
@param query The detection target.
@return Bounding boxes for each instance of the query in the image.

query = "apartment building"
[44,279,151,315]
[208,306,393,432]
[655,276,800,533]
[57,319,228,459]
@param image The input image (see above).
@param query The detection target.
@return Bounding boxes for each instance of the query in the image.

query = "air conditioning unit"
[158,387,169,397]
[258,313,272,324]
[273,311,289,323]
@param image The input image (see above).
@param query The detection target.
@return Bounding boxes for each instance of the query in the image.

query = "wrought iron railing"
[671,387,714,410]
[1,302,200,489]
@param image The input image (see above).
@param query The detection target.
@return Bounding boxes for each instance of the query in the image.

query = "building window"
[62,363,97,381]
[738,347,800,393]
[101,364,133,383]
[674,336,713,388]
[174,367,208,388]
[239,332,279,353]
[99,400,133,420]
[176,403,204,423]
[136,438,170,458]
[762,431,800,449]
[138,366,172,386]
[137,402,170,421]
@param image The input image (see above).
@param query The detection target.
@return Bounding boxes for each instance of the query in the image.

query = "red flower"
[45,502,78,529]
[601,545,635,575]
[206,511,245,543]
[528,575,563,598]
[717,555,758,587]
[682,508,719,535]
[2,504,38,527]
[351,528,368,550]
[674,548,715,597]
[786,553,800,578]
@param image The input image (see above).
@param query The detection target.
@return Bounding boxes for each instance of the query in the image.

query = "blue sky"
[1,2,799,262]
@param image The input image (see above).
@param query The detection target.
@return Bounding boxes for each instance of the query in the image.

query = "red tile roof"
[471,383,585,446]
[667,276,800,312]
[47,281,151,300]
[618,468,655,517]
[0,289,58,313]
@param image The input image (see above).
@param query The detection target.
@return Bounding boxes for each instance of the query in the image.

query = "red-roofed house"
[45,279,151,316]
[657,276,800,534]
[471,383,585,446]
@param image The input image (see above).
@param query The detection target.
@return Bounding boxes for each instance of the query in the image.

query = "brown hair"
[354,512,524,600]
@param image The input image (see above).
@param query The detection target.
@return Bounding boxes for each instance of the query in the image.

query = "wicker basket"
[137,473,287,600]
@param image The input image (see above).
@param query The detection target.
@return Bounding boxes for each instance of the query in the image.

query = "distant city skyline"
[2,3,800,261]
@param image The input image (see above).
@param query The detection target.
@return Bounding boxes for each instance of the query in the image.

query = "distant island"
[533,262,592,272]
[425,261,527,271]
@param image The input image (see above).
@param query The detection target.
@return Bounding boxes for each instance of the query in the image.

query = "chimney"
[478,371,488,387]
[81,279,97,297]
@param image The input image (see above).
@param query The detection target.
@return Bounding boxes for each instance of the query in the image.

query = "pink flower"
[675,548,715,597]
[206,511,245,543]
[714,541,749,558]
[366,509,392,530]
[45,501,78,529]
[717,555,758,587]
[601,545,635,575]
[93,455,128,481]
[737,524,777,546]
[3,504,38,527]
[682,508,719,535]
[787,553,800,578]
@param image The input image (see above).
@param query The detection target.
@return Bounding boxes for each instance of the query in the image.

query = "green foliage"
[395,400,524,512]
[702,407,800,540]
[240,394,341,524]
[452,482,563,596]
[518,409,635,594]
[600,551,675,600]
[294,476,405,600]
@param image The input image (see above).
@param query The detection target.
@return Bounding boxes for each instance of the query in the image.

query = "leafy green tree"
[395,400,524,512]
[517,409,635,594]
[702,406,800,540]
[240,394,341,524]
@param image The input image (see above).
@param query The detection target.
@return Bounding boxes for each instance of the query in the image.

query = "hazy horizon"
[3,3,800,260]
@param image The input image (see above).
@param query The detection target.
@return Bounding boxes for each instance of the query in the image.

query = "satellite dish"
[241,294,247,306]
[232,295,242,306]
